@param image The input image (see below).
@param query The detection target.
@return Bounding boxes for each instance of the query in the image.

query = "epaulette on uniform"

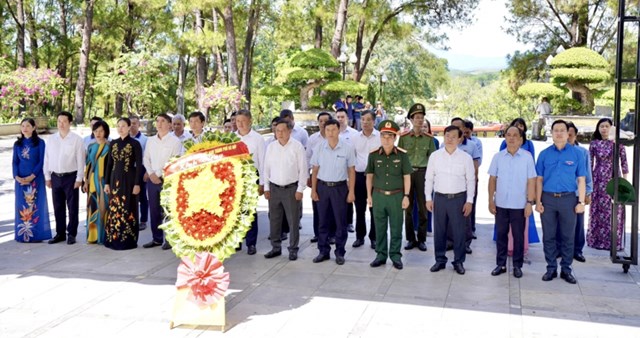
[399,130,411,137]
[370,147,381,154]
[396,147,407,153]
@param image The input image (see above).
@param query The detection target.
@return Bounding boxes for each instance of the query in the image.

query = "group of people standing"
[12,111,198,250]
[332,95,387,131]
[12,105,630,285]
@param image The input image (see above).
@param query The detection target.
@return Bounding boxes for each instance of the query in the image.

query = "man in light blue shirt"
[129,115,149,231]
[488,126,537,278]
[566,122,593,263]
[310,119,356,265]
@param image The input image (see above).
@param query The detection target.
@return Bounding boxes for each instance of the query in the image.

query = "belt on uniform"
[319,180,346,187]
[374,188,402,196]
[412,167,426,171]
[543,191,574,198]
[435,191,466,199]
[52,171,77,178]
[271,181,298,189]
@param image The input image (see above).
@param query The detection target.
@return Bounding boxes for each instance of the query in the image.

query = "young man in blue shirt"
[535,120,587,284]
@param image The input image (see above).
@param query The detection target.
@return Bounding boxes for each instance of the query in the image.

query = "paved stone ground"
[1,130,639,337]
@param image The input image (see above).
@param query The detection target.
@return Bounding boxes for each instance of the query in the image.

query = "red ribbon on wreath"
[176,252,230,306]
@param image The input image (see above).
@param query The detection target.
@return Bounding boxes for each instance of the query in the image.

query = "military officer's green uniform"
[397,103,436,249]
[366,120,412,267]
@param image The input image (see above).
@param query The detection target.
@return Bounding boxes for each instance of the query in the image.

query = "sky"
[427,0,533,71]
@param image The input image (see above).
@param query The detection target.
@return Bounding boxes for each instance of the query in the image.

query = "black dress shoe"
[471,231,477,239]
[347,224,355,233]
[48,235,65,244]
[352,239,364,248]
[310,236,318,243]
[139,222,147,231]
[541,271,558,281]
[513,267,523,278]
[404,241,416,250]
[143,240,162,248]
[247,245,257,255]
[417,242,427,252]
[465,246,472,254]
[430,262,446,272]
[264,249,282,259]
[392,260,403,270]
[491,266,506,276]
[313,254,330,263]
[370,241,376,249]
[66,236,76,245]
[161,242,172,250]
[236,243,242,251]
[370,258,386,267]
[574,254,586,263]
[335,256,345,265]
[329,237,336,245]
[289,251,298,261]
[560,271,577,284]
[453,263,465,275]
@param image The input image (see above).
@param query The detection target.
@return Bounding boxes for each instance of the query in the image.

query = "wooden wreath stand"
[169,288,226,332]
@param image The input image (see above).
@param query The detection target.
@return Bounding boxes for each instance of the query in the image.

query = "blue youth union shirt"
[536,143,587,193]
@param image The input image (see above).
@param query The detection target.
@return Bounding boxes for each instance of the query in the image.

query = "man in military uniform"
[398,103,436,251]
[367,120,412,270]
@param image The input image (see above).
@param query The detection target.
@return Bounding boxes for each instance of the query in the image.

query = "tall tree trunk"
[314,16,322,49]
[115,0,136,117]
[240,0,261,108]
[176,16,188,116]
[74,0,95,124]
[330,0,348,58]
[352,0,367,81]
[176,55,187,116]
[212,9,226,85]
[123,0,136,52]
[25,5,38,68]
[15,0,26,67]
[194,9,207,113]
[218,3,239,87]
[55,0,69,113]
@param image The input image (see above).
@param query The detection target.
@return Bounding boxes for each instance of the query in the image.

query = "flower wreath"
[159,131,259,261]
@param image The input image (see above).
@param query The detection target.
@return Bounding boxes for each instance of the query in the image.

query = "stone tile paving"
[0,133,639,337]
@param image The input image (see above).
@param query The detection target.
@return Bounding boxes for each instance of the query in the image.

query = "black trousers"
[433,192,467,265]
[354,172,375,241]
[51,173,79,237]
[541,193,577,274]
[317,182,348,257]
[495,207,525,268]
[405,169,427,243]
[313,200,335,237]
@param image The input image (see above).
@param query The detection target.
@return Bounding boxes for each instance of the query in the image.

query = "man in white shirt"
[142,113,182,250]
[279,109,308,148]
[535,97,553,138]
[130,115,149,230]
[44,111,85,245]
[171,113,192,142]
[188,111,206,143]
[263,118,308,261]
[306,112,336,244]
[235,109,265,255]
[352,111,380,249]
[335,108,358,233]
[425,125,475,275]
